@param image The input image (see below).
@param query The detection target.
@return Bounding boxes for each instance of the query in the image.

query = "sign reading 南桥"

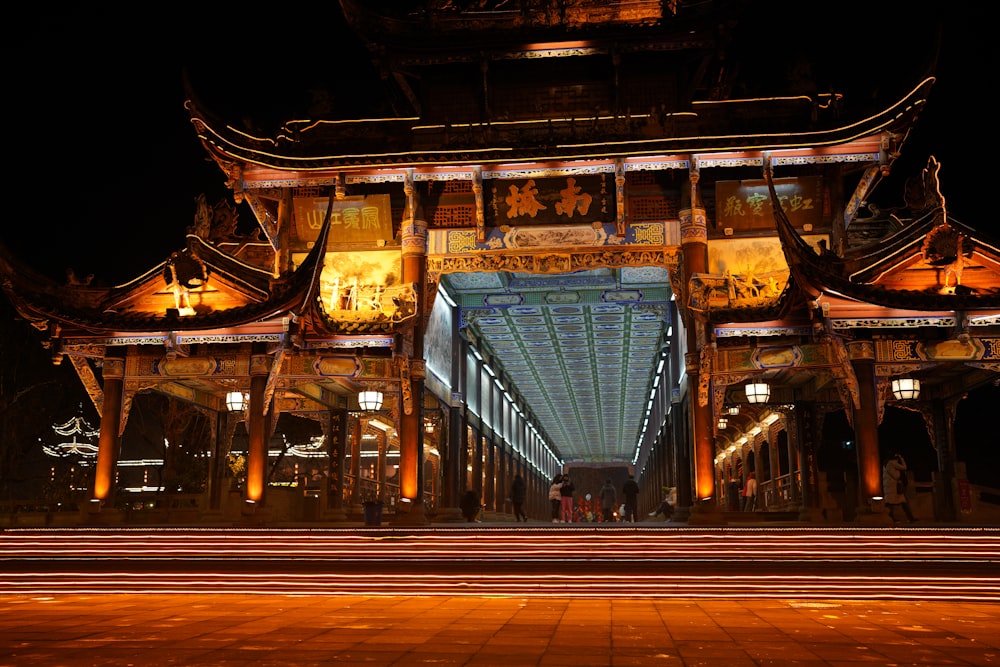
[294,195,394,245]
[715,176,824,231]
[489,174,612,226]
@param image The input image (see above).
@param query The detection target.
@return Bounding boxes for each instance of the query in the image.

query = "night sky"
[3,3,991,285]
[2,3,996,484]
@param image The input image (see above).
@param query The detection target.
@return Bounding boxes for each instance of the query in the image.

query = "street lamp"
[358,390,384,411]
[745,382,770,404]
[226,391,248,412]
[891,378,920,400]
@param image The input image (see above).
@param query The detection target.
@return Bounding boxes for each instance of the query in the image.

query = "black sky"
[4,2,991,285]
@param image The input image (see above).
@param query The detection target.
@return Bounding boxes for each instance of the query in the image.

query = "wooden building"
[1,1,997,525]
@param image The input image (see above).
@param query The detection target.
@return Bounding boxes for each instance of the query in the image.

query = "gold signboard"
[294,195,394,244]
[488,174,612,226]
[715,176,824,231]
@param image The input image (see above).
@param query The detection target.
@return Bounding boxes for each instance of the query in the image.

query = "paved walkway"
[2,593,998,666]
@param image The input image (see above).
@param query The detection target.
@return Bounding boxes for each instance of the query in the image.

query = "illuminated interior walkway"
[2,593,998,666]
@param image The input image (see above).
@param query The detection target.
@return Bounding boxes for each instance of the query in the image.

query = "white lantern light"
[745,382,770,404]
[358,390,384,411]
[226,391,247,412]
[717,417,728,430]
[891,378,921,400]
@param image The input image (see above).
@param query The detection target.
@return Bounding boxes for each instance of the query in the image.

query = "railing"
[0,500,83,527]
[117,493,202,524]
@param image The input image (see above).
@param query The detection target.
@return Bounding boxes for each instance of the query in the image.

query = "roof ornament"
[903,156,946,217]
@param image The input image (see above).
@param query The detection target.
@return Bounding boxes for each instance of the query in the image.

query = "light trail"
[3,526,997,601]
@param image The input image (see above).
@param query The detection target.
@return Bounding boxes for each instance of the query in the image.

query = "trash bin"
[363,502,383,526]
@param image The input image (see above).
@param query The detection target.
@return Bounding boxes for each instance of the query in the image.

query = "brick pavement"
[2,594,998,666]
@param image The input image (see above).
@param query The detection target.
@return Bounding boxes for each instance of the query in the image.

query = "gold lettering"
[505,180,547,219]
[554,177,593,218]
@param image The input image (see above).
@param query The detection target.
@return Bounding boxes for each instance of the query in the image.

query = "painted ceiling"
[440,265,672,464]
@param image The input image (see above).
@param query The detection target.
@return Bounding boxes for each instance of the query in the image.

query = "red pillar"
[92,355,125,508]
[848,342,883,512]
[244,354,271,507]
[679,167,713,504]
[397,171,429,524]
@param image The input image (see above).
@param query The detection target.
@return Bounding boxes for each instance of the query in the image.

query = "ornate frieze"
[302,336,394,350]
[772,152,878,166]
[874,337,999,363]
[428,246,668,279]
[70,334,283,348]
[830,317,957,330]
[714,326,811,338]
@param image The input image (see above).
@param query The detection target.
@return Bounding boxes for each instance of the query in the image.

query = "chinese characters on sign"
[492,174,610,226]
[294,195,394,245]
[715,177,824,231]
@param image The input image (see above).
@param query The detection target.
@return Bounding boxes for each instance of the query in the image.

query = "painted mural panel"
[689,234,829,312]
[708,234,828,279]
[305,249,417,324]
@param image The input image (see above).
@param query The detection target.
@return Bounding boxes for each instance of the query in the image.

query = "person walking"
[622,474,640,522]
[883,452,916,523]
[742,471,758,511]
[727,476,741,511]
[511,472,528,522]
[548,474,564,523]
[559,474,576,523]
[598,478,617,522]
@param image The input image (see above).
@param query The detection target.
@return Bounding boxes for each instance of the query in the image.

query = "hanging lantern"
[745,382,770,404]
[226,391,247,412]
[727,406,740,416]
[358,390,384,411]
[891,378,921,400]
[717,417,728,430]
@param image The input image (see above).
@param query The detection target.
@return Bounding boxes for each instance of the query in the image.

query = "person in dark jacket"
[599,478,618,522]
[460,489,482,523]
[622,474,640,522]
[510,473,528,522]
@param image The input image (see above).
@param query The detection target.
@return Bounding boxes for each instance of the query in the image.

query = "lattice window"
[627,172,658,186]
[432,205,476,228]
[295,186,328,198]
[441,180,472,194]
[630,197,677,220]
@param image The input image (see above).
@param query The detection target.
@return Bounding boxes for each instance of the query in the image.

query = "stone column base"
[686,501,726,525]
[391,499,431,526]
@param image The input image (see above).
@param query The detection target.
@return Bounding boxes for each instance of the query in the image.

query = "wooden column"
[472,432,484,499]
[928,396,961,521]
[325,407,348,521]
[349,417,363,515]
[795,401,824,521]
[207,409,226,512]
[244,353,271,508]
[679,166,714,509]
[91,355,125,509]
[848,341,883,519]
[397,170,429,523]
